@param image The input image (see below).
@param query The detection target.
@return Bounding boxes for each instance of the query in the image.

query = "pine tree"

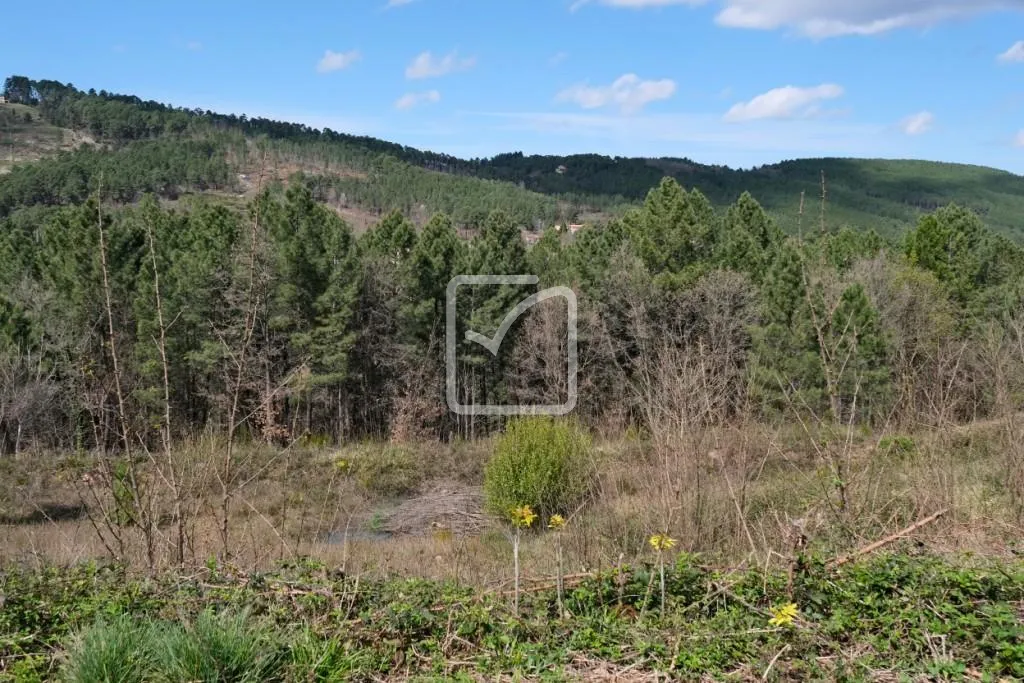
[626,177,715,276]
[526,226,566,286]
[749,242,822,418]
[826,283,890,423]
[403,212,465,345]
[904,203,983,304]
[361,209,418,264]
[716,191,781,282]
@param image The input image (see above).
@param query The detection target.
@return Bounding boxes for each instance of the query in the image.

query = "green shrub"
[878,434,916,458]
[483,416,593,524]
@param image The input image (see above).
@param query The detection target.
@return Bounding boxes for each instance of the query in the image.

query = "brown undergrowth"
[0,416,1020,586]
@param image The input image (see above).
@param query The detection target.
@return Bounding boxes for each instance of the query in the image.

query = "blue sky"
[5,0,1024,172]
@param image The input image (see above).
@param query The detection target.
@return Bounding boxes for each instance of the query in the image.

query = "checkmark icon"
[445,274,578,416]
[465,287,573,356]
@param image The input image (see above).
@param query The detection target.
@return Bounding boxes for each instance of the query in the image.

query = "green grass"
[1,553,1021,681]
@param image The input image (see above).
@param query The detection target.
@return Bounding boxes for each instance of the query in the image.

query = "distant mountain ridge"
[3,74,1024,239]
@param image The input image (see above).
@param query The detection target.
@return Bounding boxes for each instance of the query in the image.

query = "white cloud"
[316,49,361,73]
[386,0,416,6]
[405,51,476,79]
[724,84,844,122]
[900,111,934,135]
[999,40,1024,62]
[186,41,203,52]
[719,1,1024,37]
[395,90,441,110]
[555,74,676,114]
[574,0,1024,38]
[549,51,568,66]
[1015,130,1024,147]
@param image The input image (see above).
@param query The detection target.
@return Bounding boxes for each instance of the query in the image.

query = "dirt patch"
[382,480,488,537]
[330,204,384,234]
[0,104,88,173]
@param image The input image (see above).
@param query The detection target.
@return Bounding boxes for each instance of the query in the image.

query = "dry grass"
[0,103,92,173]
[0,419,1020,584]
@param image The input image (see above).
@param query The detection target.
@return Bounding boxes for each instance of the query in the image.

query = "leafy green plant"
[483,416,593,523]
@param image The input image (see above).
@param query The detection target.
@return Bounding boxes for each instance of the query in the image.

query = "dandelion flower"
[510,505,537,529]
[769,602,799,627]
[649,534,677,551]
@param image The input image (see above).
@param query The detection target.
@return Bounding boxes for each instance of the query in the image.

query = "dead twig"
[828,508,949,568]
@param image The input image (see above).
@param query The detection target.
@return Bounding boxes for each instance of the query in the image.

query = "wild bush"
[483,416,593,523]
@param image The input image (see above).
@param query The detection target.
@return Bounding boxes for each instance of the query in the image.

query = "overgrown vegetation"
[2,73,1024,680]
[1,553,1020,681]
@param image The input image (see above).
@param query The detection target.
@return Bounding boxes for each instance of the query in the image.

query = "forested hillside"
[471,153,1024,238]
[3,171,1024,450]
[4,75,1024,238]
[3,73,1024,452]
[0,76,591,231]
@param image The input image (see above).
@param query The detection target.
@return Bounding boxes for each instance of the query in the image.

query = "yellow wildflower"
[768,602,799,627]
[548,514,567,530]
[510,505,537,529]
[649,534,677,552]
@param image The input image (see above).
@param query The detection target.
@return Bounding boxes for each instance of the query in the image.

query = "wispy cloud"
[549,51,569,66]
[998,40,1024,63]
[573,0,1024,38]
[556,74,676,114]
[724,84,844,122]
[395,90,441,110]
[900,111,934,135]
[1015,130,1024,147]
[186,40,203,52]
[405,50,476,79]
[570,0,704,11]
[385,0,417,8]
[316,49,361,73]
[465,109,895,165]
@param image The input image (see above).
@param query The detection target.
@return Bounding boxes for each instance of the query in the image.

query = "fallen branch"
[828,508,949,568]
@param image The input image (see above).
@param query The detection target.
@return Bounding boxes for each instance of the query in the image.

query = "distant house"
[0,96,7,105]
[555,165,567,175]
[568,224,584,234]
